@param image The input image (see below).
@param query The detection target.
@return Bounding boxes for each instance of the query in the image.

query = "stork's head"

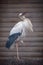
[18,13,26,20]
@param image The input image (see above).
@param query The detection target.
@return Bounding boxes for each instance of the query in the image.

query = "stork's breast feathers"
[23,18,33,32]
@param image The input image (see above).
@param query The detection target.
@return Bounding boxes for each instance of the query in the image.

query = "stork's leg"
[16,43,20,60]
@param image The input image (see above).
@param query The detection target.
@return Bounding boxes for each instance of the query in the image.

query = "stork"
[6,13,33,60]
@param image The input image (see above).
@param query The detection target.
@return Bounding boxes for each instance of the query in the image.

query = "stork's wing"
[6,22,23,49]
[10,21,23,35]
[6,32,21,49]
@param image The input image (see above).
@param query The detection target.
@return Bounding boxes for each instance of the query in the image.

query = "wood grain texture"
[0,47,43,52]
[0,52,42,57]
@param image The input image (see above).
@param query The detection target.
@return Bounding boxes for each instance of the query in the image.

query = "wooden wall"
[0,0,43,60]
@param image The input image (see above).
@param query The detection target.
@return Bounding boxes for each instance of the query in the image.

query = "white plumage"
[10,21,23,36]
[6,13,33,60]
[10,18,33,36]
